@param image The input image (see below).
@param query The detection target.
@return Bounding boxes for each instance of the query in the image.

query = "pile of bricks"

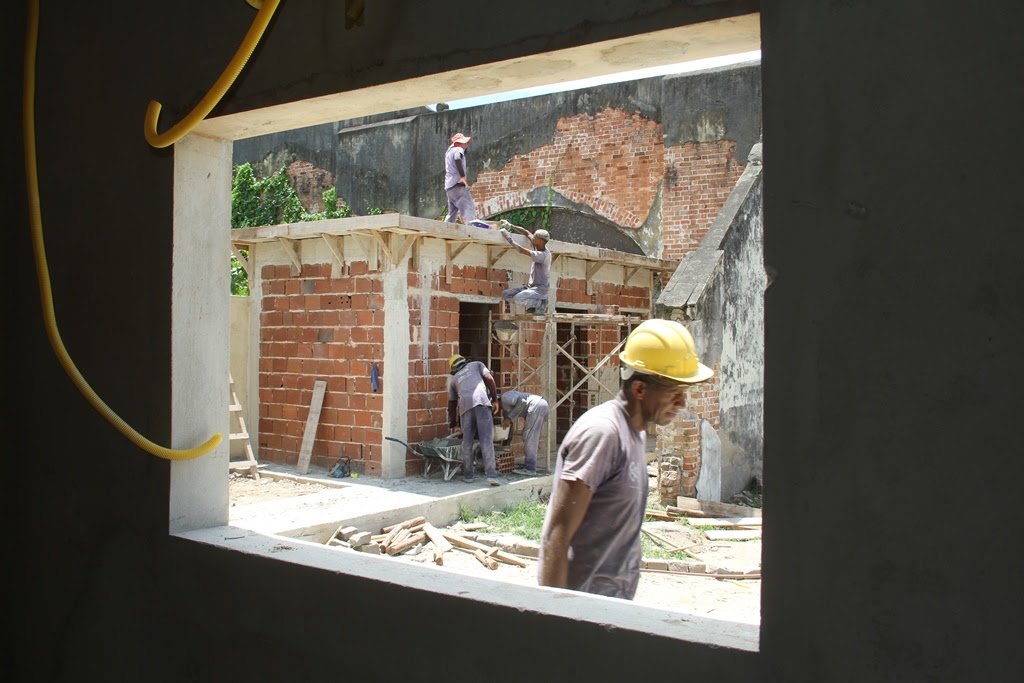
[495,448,515,473]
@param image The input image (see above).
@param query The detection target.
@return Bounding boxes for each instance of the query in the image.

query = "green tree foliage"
[496,207,547,229]
[229,163,356,295]
[230,251,249,297]
[301,186,353,221]
[495,175,556,231]
[231,163,305,228]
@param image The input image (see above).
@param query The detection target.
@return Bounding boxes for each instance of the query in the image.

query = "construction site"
[226,58,765,509]
[13,2,1014,679]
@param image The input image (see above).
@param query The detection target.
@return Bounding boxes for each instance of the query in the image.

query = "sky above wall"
[429,50,761,111]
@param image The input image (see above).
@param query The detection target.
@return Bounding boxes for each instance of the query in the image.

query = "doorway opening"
[457,302,494,362]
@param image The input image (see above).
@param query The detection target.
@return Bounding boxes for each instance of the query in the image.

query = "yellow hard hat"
[448,354,466,369]
[619,319,713,384]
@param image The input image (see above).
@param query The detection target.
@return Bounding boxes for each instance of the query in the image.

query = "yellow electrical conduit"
[22,0,280,459]
[144,0,280,147]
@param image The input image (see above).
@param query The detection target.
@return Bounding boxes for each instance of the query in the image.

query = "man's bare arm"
[538,478,593,589]
[482,371,500,415]
[498,221,535,254]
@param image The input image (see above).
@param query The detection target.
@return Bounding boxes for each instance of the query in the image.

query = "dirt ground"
[228,472,762,624]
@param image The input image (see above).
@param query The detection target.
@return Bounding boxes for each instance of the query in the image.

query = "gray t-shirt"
[527,249,552,293]
[448,360,492,418]
[444,145,468,191]
[539,396,648,599]
[500,390,531,420]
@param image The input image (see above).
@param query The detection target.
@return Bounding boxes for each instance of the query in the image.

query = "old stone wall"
[233,62,762,261]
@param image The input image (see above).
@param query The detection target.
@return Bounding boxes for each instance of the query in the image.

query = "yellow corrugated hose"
[22,0,279,459]
[144,0,280,147]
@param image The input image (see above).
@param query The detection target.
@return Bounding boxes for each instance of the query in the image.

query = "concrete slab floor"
[229,462,552,543]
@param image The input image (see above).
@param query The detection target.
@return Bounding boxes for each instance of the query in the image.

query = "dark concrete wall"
[7,2,1024,682]
[234,62,762,244]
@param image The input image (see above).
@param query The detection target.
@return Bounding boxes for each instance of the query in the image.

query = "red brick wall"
[257,261,386,475]
[655,363,722,502]
[471,108,743,262]
[287,160,336,214]
[660,141,745,260]
[473,109,664,230]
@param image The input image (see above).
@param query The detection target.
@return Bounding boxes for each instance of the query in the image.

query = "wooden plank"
[321,233,346,270]
[296,380,327,475]
[381,516,427,533]
[704,529,762,541]
[692,517,762,528]
[230,243,250,278]
[474,549,498,569]
[641,527,685,551]
[278,236,302,275]
[422,522,453,554]
[675,496,762,518]
[440,531,529,568]
[229,462,267,472]
[387,531,427,555]
[665,506,709,518]
[379,524,407,548]
[386,528,411,551]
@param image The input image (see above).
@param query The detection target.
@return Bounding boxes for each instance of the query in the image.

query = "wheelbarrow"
[384,436,463,481]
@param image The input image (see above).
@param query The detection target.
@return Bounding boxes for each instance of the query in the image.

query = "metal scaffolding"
[488,311,641,471]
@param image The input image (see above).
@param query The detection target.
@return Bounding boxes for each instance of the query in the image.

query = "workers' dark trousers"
[461,404,496,477]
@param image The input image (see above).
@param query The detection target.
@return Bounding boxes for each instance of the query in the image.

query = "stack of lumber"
[325,516,530,569]
[644,496,763,541]
[646,496,761,521]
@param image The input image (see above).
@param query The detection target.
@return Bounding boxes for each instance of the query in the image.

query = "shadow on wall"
[497,206,644,254]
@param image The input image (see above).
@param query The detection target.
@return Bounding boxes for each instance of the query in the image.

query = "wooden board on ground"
[675,496,762,518]
[692,517,762,528]
[644,509,678,521]
[704,529,762,541]
[422,523,453,553]
[440,531,529,567]
[296,380,327,475]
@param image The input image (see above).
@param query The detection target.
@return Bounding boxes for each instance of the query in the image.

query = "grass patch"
[641,535,696,560]
[469,500,547,541]
[469,501,702,561]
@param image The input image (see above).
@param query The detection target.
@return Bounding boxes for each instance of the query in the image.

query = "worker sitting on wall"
[499,221,552,314]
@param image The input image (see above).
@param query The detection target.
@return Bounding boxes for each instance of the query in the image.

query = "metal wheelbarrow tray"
[384,436,463,481]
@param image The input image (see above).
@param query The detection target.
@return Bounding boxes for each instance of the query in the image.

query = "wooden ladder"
[229,373,260,478]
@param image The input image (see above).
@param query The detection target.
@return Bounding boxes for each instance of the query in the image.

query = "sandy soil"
[229,472,762,624]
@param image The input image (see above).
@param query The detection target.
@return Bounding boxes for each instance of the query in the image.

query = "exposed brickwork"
[258,260,387,475]
[660,142,745,261]
[287,160,336,214]
[473,109,665,229]
[656,362,722,503]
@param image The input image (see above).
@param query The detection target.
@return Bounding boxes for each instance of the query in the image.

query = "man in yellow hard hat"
[447,353,502,486]
[537,319,713,599]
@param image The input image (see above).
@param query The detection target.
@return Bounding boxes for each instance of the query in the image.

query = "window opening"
[171,17,763,652]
